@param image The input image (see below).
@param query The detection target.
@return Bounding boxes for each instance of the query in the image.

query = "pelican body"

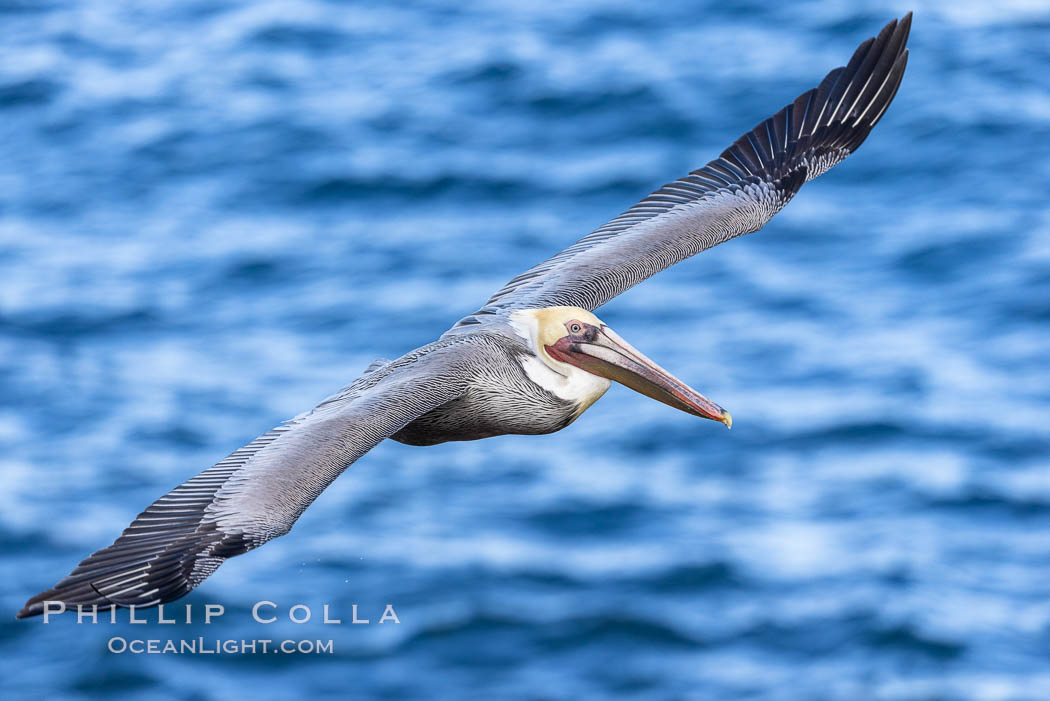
[389,307,729,447]
[19,15,911,618]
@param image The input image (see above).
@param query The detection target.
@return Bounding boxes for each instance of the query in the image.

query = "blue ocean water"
[2,0,1048,698]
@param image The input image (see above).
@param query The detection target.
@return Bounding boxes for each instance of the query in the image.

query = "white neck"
[508,311,610,412]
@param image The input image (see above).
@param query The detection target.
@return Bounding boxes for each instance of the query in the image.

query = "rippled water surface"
[2,1,1049,699]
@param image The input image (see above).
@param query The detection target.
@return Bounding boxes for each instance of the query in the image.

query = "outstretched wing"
[456,14,910,323]
[18,346,467,618]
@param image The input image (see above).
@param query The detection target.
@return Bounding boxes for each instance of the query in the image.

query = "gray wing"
[18,345,467,618]
[455,14,910,323]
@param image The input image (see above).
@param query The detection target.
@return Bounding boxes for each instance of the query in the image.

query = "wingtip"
[16,598,45,619]
[899,12,913,35]
[894,12,913,51]
[16,579,116,620]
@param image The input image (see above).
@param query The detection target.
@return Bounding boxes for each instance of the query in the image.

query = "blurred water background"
[1,1,1049,699]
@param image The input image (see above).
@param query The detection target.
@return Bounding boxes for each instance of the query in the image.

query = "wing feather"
[17,344,468,617]
[455,13,910,322]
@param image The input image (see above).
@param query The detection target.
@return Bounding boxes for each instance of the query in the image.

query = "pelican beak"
[546,325,732,428]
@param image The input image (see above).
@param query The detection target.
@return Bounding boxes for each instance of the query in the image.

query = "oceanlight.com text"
[107,637,335,655]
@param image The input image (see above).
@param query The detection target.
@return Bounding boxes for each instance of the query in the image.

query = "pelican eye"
[567,322,583,334]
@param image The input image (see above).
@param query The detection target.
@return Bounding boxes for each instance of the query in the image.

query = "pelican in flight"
[19,15,911,618]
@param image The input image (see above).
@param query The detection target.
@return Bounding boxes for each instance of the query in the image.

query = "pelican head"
[510,306,732,428]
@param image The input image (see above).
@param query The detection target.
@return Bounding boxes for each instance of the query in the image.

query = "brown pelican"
[18,14,911,618]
